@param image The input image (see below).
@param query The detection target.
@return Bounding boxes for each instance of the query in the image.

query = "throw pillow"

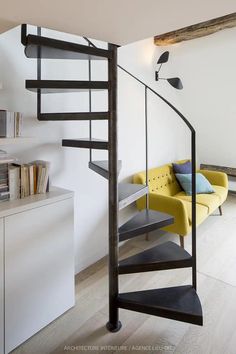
[175,173,215,195]
[172,161,192,174]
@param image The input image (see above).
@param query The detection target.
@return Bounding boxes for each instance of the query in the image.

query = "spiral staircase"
[21,24,203,332]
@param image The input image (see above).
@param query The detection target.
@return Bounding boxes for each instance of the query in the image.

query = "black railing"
[117,64,196,289]
[85,32,197,289]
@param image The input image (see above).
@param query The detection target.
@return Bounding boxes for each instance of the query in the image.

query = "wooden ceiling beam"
[154,12,236,46]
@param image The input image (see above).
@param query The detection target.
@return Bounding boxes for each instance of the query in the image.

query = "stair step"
[38,112,109,121]
[62,138,108,150]
[26,80,108,93]
[88,160,122,179]
[119,184,148,210]
[117,285,203,326]
[119,241,192,274]
[119,210,174,242]
[24,34,112,60]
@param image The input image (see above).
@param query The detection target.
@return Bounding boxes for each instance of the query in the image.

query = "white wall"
[0,26,190,273]
[158,27,236,189]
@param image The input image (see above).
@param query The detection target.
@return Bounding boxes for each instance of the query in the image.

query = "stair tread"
[39,112,109,121]
[25,34,111,60]
[62,138,108,150]
[119,209,174,241]
[119,241,192,274]
[89,160,122,179]
[26,80,108,93]
[118,183,148,210]
[117,285,203,326]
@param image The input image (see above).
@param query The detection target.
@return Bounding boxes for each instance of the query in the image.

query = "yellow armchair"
[133,161,228,247]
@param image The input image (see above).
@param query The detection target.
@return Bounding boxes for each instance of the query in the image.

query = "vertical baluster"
[37,27,41,119]
[88,45,92,162]
[145,86,149,209]
[191,131,197,290]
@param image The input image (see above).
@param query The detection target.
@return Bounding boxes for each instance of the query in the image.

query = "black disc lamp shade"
[155,51,183,90]
[167,78,183,90]
[157,51,169,64]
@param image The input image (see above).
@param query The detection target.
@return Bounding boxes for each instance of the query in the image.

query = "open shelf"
[0,137,35,145]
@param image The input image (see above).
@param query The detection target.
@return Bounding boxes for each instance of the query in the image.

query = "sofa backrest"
[133,161,187,197]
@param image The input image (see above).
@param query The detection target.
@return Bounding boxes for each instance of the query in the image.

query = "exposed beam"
[154,12,236,46]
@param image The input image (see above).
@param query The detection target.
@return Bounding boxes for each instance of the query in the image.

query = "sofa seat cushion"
[175,191,221,214]
[182,200,209,226]
[212,185,228,204]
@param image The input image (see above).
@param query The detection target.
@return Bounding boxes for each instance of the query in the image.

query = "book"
[42,165,50,193]
[0,185,9,192]
[0,160,9,202]
[11,163,27,199]
[20,165,24,198]
[36,164,43,194]
[0,193,9,202]
[25,166,30,197]
[32,160,50,194]
[23,165,29,198]
[0,111,15,137]
[29,164,34,195]
[14,112,23,137]
[0,111,23,138]
[33,165,37,194]
[19,164,30,198]
[0,153,16,165]
[8,165,20,200]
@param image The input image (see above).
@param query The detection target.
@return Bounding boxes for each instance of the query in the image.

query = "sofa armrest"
[198,169,228,189]
[149,193,190,236]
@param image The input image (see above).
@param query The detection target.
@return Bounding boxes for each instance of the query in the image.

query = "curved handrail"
[117,63,196,290]
[117,64,195,133]
[83,36,194,129]
[83,34,195,133]
[83,36,197,290]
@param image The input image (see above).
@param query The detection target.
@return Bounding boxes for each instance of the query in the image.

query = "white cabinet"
[0,219,3,354]
[0,187,75,354]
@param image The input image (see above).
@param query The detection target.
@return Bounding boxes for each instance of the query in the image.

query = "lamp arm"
[156,63,163,74]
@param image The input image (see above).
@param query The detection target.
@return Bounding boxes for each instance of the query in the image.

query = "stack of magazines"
[0,150,17,202]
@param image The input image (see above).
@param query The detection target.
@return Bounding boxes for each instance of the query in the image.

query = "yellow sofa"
[133,160,228,247]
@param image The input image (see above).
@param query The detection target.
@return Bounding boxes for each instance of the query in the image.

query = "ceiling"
[0,0,236,45]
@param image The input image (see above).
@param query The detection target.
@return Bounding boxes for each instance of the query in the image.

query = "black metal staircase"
[21,24,203,332]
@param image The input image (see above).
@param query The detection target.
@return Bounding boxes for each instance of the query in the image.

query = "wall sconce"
[155,51,183,90]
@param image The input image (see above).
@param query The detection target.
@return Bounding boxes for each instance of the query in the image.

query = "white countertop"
[0,186,74,218]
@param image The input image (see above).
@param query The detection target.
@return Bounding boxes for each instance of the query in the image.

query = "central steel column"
[106,44,121,332]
